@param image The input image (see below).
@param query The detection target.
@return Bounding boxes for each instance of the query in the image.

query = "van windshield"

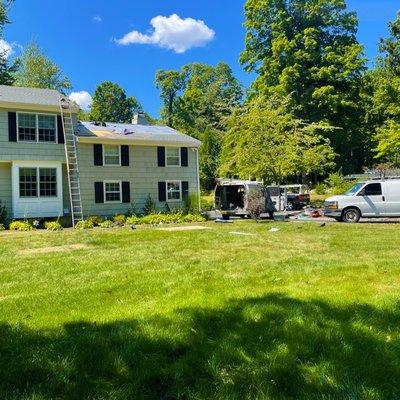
[345,182,365,196]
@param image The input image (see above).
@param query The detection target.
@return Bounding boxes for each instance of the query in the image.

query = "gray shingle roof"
[76,121,201,148]
[0,85,62,107]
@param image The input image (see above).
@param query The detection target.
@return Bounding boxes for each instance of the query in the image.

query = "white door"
[357,182,386,217]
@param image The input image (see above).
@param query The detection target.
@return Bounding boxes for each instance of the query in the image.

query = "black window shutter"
[158,181,166,202]
[93,144,103,166]
[121,145,129,166]
[182,181,189,201]
[122,181,131,203]
[157,146,165,167]
[94,182,104,203]
[57,115,65,144]
[181,147,188,167]
[8,112,17,142]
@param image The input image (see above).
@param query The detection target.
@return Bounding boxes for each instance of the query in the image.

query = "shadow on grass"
[1,294,400,399]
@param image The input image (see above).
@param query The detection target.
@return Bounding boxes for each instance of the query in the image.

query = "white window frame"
[166,180,182,202]
[18,166,58,199]
[16,112,58,144]
[165,147,181,167]
[103,145,121,166]
[103,180,122,203]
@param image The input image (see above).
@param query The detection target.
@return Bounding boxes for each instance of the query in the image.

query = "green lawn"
[1,221,400,399]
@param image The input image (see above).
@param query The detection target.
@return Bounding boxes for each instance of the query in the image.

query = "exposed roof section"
[0,85,64,109]
[76,121,201,148]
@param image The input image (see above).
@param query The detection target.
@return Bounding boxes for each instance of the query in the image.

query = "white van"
[324,179,400,222]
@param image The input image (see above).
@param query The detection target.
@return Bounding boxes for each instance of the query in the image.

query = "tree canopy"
[0,0,17,85]
[13,43,72,93]
[90,81,141,123]
[240,0,366,172]
[220,96,336,184]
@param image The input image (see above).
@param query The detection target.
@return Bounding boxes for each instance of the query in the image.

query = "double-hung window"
[38,115,57,142]
[104,181,121,202]
[19,167,57,198]
[103,145,121,166]
[166,147,180,166]
[18,114,37,142]
[166,181,181,201]
[17,113,57,143]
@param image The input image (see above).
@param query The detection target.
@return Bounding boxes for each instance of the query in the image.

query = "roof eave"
[0,101,79,113]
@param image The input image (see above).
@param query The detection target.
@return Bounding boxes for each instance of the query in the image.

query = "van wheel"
[342,208,361,223]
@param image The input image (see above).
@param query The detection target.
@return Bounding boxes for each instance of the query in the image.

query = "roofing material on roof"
[76,121,201,147]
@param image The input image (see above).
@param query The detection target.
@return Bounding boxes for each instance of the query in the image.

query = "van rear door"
[383,181,400,216]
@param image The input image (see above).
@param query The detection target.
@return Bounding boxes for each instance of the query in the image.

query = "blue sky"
[3,0,399,117]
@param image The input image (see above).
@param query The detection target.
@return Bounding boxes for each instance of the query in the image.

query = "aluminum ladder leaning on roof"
[59,95,83,227]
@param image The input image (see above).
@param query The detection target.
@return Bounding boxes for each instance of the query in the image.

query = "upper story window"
[103,145,120,166]
[166,147,180,166]
[18,114,36,142]
[38,115,56,142]
[17,113,57,143]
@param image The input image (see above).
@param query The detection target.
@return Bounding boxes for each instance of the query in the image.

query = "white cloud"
[0,39,13,59]
[115,14,215,53]
[92,15,102,23]
[69,91,92,110]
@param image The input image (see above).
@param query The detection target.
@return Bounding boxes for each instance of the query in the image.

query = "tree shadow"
[1,294,400,399]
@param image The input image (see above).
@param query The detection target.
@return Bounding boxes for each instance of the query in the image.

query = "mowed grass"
[1,221,400,400]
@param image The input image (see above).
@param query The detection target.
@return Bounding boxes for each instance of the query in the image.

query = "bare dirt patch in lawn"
[18,243,90,256]
[157,225,210,232]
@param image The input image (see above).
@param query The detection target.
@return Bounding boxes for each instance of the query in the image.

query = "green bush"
[0,201,7,226]
[75,219,94,229]
[44,221,63,231]
[9,220,35,231]
[314,183,327,195]
[324,173,355,195]
[143,194,156,215]
[99,220,113,229]
[113,214,126,226]
[87,215,103,227]
[184,193,200,214]
[125,212,206,226]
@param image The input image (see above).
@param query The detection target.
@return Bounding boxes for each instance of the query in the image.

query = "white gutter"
[196,148,201,212]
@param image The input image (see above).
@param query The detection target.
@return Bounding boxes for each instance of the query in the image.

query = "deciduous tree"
[90,81,141,123]
[241,0,366,172]
[14,43,72,93]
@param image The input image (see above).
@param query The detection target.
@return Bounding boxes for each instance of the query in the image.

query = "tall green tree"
[155,70,187,127]
[241,0,366,172]
[156,62,243,189]
[369,12,400,166]
[14,43,71,93]
[220,96,336,184]
[0,0,17,85]
[90,81,141,123]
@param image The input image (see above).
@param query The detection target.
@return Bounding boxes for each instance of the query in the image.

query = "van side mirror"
[358,189,365,196]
